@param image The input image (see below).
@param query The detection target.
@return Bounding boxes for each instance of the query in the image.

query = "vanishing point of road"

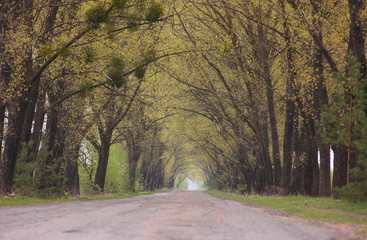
[0,191,360,240]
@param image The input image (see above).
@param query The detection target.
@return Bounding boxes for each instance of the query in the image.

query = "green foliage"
[134,67,147,79]
[86,3,109,28]
[82,46,95,63]
[14,142,39,197]
[104,144,129,193]
[337,182,367,202]
[39,44,53,59]
[57,46,71,58]
[107,56,125,88]
[14,139,65,199]
[111,0,128,9]
[110,56,125,69]
[78,142,98,195]
[127,18,139,31]
[237,184,248,192]
[107,68,124,87]
[134,173,145,192]
[176,178,189,190]
[38,161,66,198]
[143,48,157,63]
[145,2,164,22]
[207,191,367,224]
[321,55,367,201]
[0,190,168,206]
[79,142,130,195]
[206,175,220,190]
[78,80,94,98]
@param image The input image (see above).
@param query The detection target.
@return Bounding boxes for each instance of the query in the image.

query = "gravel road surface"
[0,191,359,240]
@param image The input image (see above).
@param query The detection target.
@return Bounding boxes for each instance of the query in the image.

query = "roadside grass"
[0,189,169,207]
[206,190,367,233]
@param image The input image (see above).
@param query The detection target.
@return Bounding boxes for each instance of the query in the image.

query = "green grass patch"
[206,190,367,225]
[0,189,169,207]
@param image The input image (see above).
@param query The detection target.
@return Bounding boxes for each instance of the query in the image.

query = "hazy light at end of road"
[187,178,199,190]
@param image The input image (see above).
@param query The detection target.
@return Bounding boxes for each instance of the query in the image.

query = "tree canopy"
[1,0,366,201]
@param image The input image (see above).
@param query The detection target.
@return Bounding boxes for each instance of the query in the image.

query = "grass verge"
[206,190,367,234]
[0,189,169,207]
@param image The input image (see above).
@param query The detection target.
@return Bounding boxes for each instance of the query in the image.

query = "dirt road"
[0,191,358,240]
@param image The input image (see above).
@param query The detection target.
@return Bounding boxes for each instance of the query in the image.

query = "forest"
[0,0,366,201]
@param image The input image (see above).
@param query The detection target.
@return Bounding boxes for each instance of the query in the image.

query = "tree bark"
[290,114,304,194]
[0,105,5,159]
[29,91,46,162]
[280,0,296,194]
[19,77,40,145]
[332,145,348,197]
[0,100,27,194]
[94,133,112,191]
[230,163,238,191]
[260,120,274,187]
[264,66,281,187]
[64,143,81,196]
[347,0,367,77]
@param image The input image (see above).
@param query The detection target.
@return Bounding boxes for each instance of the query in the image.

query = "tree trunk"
[128,157,138,192]
[301,116,320,196]
[310,138,320,196]
[0,101,27,194]
[290,116,304,194]
[29,91,46,162]
[257,22,282,186]
[237,144,254,193]
[332,145,348,197]
[64,143,81,196]
[0,0,33,194]
[264,70,281,186]
[302,146,314,196]
[230,163,238,191]
[0,105,5,159]
[347,0,367,77]
[280,0,296,194]
[260,120,273,187]
[20,77,40,145]
[94,133,112,191]
[319,144,331,196]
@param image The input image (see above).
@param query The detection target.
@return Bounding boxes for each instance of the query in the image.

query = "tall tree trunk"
[346,0,366,183]
[313,41,331,197]
[237,144,254,193]
[94,133,112,191]
[128,156,138,192]
[301,115,320,196]
[0,101,27,194]
[64,143,81,196]
[280,0,296,194]
[311,0,331,197]
[257,22,282,186]
[290,114,304,194]
[230,162,238,191]
[29,91,46,162]
[20,77,40,145]
[332,145,348,197]
[260,120,274,187]
[0,0,34,194]
[264,68,281,186]
[0,105,5,159]
[347,0,366,77]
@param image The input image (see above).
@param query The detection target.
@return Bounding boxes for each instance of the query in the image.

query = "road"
[0,191,359,240]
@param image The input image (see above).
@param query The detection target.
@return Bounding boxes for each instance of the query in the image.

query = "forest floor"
[0,190,363,240]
